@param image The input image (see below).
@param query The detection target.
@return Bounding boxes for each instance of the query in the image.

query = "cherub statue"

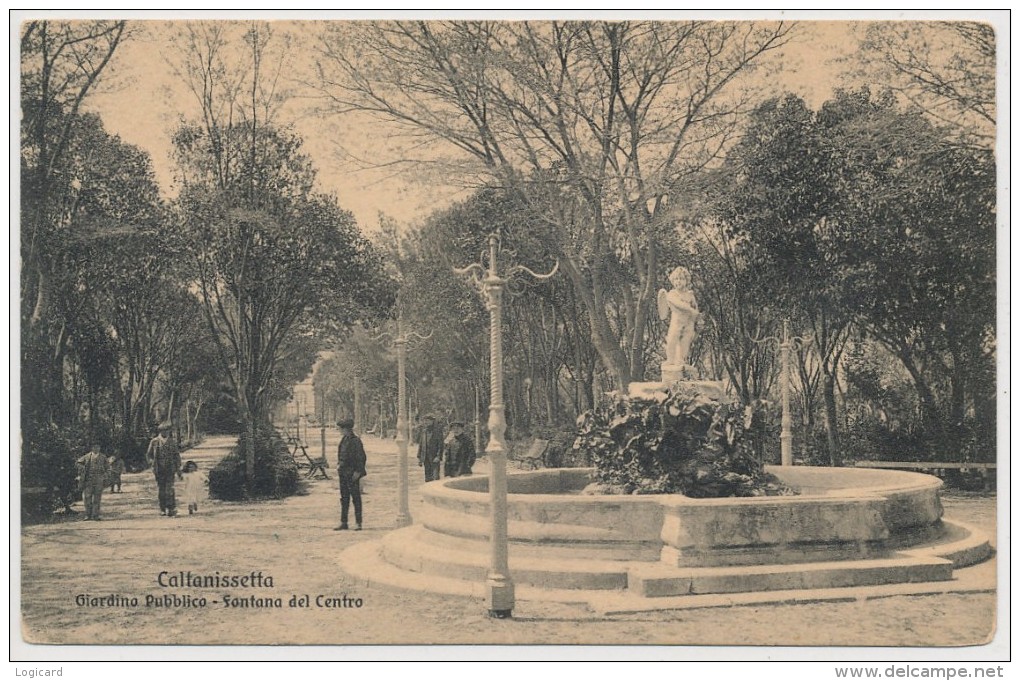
[657,266,700,368]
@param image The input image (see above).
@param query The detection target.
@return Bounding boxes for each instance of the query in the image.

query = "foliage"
[573,388,788,498]
[207,424,300,501]
[317,20,793,390]
[20,419,86,519]
[855,21,995,147]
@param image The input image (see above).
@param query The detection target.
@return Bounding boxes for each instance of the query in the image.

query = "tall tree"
[704,89,995,463]
[315,20,792,390]
[21,20,128,328]
[170,22,394,487]
[855,21,996,148]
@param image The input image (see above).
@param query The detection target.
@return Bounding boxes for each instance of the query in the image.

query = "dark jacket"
[444,433,474,475]
[416,423,443,465]
[337,433,367,479]
[151,438,181,480]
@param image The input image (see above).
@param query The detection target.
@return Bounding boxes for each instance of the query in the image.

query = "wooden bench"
[288,436,329,480]
[854,461,996,490]
[515,439,549,470]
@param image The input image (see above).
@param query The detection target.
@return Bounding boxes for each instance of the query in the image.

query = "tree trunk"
[897,351,940,433]
[822,373,843,467]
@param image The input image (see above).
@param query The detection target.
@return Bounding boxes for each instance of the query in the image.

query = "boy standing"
[335,419,366,531]
[77,443,110,520]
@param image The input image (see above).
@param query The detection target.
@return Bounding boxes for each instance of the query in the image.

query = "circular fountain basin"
[368,466,991,599]
[420,466,943,566]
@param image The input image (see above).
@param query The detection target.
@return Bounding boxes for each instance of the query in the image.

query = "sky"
[73,17,862,234]
[13,9,1003,238]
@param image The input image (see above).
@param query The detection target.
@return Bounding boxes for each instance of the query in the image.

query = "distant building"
[284,352,334,424]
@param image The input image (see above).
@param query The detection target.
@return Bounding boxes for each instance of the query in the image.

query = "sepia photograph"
[12,9,1008,664]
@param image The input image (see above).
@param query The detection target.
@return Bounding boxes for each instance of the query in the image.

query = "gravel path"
[18,434,1001,651]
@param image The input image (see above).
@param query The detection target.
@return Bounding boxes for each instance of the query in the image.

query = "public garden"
[18,18,1001,653]
[19,432,998,648]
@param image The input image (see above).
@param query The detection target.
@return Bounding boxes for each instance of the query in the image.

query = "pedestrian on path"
[445,422,475,476]
[416,414,443,482]
[77,442,110,521]
[149,423,182,516]
[182,460,203,515]
[107,453,125,493]
[335,419,366,531]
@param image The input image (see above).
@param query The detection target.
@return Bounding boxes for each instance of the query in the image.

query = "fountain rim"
[428,465,944,506]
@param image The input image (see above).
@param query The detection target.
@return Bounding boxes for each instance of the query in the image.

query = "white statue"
[657,266,700,369]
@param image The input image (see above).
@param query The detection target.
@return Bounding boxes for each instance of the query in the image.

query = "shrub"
[21,420,85,520]
[573,387,792,498]
[208,424,299,501]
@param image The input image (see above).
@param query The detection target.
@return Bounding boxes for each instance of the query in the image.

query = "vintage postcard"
[13,10,1008,664]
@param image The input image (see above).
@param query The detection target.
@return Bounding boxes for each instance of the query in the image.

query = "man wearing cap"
[416,414,444,482]
[335,419,367,531]
[149,423,182,516]
[443,422,474,477]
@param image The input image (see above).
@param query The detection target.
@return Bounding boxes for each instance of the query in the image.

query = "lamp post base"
[486,575,515,618]
[394,511,412,528]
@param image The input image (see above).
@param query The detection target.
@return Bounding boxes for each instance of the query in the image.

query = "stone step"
[374,518,990,599]
[417,504,662,561]
[626,555,954,597]
[381,525,630,590]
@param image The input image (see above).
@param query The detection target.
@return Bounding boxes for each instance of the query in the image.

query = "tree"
[21,20,128,328]
[315,20,793,390]
[21,21,129,447]
[169,24,393,489]
[819,91,996,458]
[855,21,996,148]
[703,88,995,464]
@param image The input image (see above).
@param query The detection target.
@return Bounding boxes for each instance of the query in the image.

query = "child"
[182,460,204,515]
[107,453,125,493]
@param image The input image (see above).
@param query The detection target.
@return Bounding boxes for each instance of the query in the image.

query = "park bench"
[288,436,329,480]
[515,438,549,470]
[853,460,996,490]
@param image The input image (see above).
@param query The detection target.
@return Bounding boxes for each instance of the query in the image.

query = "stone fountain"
[339,268,993,609]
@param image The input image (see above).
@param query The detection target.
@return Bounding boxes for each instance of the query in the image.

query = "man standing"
[445,422,475,477]
[416,414,443,482]
[77,443,110,521]
[335,419,366,531]
[150,423,182,517]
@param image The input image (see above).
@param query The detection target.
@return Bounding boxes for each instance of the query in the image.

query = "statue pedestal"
[661,362,695,384]
[628,375,728,402]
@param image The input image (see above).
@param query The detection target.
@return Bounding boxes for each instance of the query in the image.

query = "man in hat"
[148,423,182,516]
[335,418,366,531]
[442,422,472,478]
[77,442,111,520]
[416,414,444,482]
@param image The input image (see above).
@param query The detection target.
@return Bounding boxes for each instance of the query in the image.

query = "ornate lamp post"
[752,319,812,466]
[455,234,556,619]
[353,374,363,437]
[377,309,431,528]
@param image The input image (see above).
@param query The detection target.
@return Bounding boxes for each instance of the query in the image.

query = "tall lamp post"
[353,373,363,437]
[455,234,556,619]
[377,310,431,528]
[752,319,812,466]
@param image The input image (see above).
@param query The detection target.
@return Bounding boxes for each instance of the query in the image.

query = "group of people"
[75,413,476,530]
[75,423,203,521]
[329,414,477,532]
[415,415,476,482]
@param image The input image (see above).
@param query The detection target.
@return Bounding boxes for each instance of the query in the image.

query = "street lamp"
[752,319,812,466]
[377,310,431,528]
[455,234,557,619]
[353,374,363,437]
